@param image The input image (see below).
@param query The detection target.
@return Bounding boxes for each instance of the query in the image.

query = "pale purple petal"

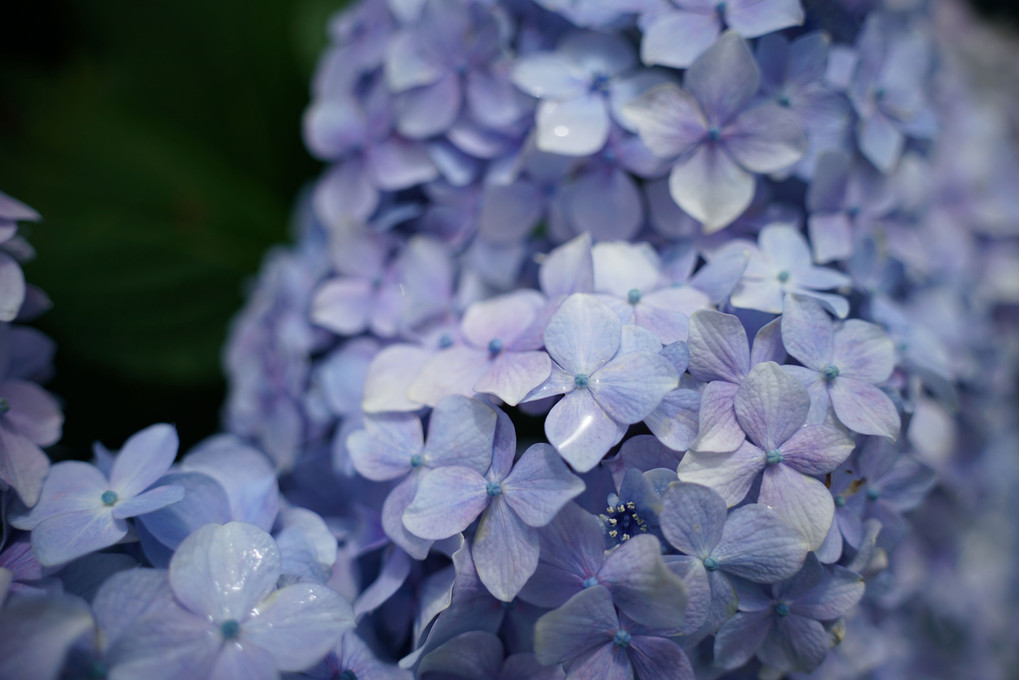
[382,475,433,559]
[169,522,281,621]
[591,351,679,424]
[109,424,180,498]
[645,388,700,452]
[407,347,490,406]
[511,54,588,99]
[659,482,726,556]
[676,443,764,506]
[479,180,544,245]
[829,378,900,439]
[724,103,807,173]
[473,498,539,602]
[0,252,25,322]
[385,32,445,92]
[688,310,750,383]
[669,144,755,233]
[832,320,895,382]
[808,213,853,264]
[545,388,626,473]
[713,609,772,670]
[135,471,232,550]
[0,379,62,446]
[790,565,863,619]
[779,425,854,475]
[628,636,693,680]
[725,0,804,38]
[403,466,489,540]
[111,485,185,520]
[423,395,498,472]
[533,585,618,666]
[713,505,808,582]
[598,535,688,632]
[564,166,643,242]
[208,643,277,680]
[685,31,759,126]
[759,464,834,550]
[750,318,785,366]
[691,381,744,453]
[314,159,379,224]
[757,614,829,672]
[9,461,109,530]
[311,278,373,336]
[475,352,552,407]
[366,137,439,190]
[536,94,611,156]
[540,233,594,298]
[622,83,707,159]
[0,426,49,507]
[640,10,721,69]
[734,361,811,450]
[347,414,422,481]
[503,444,585,527]
[362,344,433,413]
[0,595,95,680]
[520,503,606,608]
[544,294,621,376]
[243,583,354,671]
[93,568,176,648]
[395,75,462,139]
[857,112,903,174]
[182,438,279,531]
[33,509,127,567]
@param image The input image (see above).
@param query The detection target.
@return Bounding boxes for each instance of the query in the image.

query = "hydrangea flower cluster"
[3,0,1019,679]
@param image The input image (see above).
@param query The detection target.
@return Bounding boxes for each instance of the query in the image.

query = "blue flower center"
[777,94,791,108]
[866,487,880,501]
[574,373,589,388]
[0,398,8,415]
[488,338,503,356]
[776,270,791,283]
[766,449,783,465]
[874,87,887,101]
[86,661,108,680]
[101,490,118,506]
[835,494,846,507]
[409,453,424,468]
[220,619,241,640]
[338,671,358,680]
[613,629,632,648]
[847,205,861,218]
[707,126,722,142]
[604,497,649,544]
[486,481,502,497]
[775,602,790,617]
[627,288,642,305]
[715,2,727,16]
[501,599,516,611]
[590,73,611,93]
[703,556,720,572]
[582,576,599,588]
[824,365,840,380]
[438,333,453,349]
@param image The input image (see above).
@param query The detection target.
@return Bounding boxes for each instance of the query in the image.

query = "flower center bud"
[866,487,880,501]
[707,126,722,142]
[582,576,599,588]
[0,398,8,416]
[835,494,846,507]
[338,671,358,680]
[776,270,790,283]
[824,365,840,380]
[766,448,783,465]
[777,94,791,108]
[438,333,453,349]
[775,602,790,617]
[409,453,424,468]
[574,373,589,388]
[847,205,861,218]
[87,661,108,680]
[703,556,720,572]
[613,629,632,648]
[627,288,642,305]
[220,619,241,640]
[488,338,503,356]
[101,490,118,506]
[590,73,611,93]
[715,2,727,16]
[486,481,502,497]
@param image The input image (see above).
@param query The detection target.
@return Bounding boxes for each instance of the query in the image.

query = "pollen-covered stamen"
[774,602,790,617]
[766,448,783,465]
[627,288,642,305]
[488,338,503,356]
[220,619,241,640]
[486,481,503,497]
[574,373,590,388]
[824,365,840,380]
[703,556,720,572]
[0,398,8,415]
[603,499,649,544]
[101,490,118,506]
[613,629,632,648]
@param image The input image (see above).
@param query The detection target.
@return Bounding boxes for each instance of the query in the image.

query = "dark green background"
[0,1,1015,458]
